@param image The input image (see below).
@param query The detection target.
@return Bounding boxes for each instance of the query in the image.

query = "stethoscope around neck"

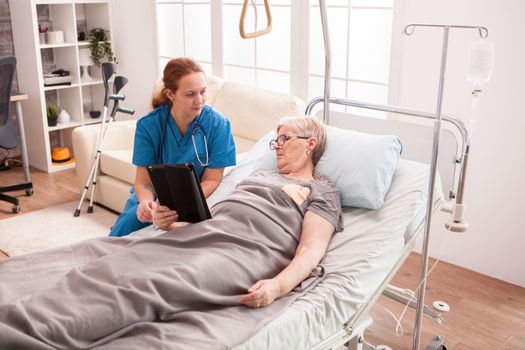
[158,106,210,166]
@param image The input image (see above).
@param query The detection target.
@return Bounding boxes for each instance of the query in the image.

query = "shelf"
[76,40,111,46]
[44,83,80,91]
[48,121,82,131]
[84,116,103,125]
[40,42,76,49]
[80,80,103,86]
[11,0,113,174]
[50,161,76,173]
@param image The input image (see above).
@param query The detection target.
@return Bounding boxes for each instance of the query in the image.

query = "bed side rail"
[305,97,470,232]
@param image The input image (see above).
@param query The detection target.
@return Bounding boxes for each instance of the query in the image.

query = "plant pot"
[48,118,57,127]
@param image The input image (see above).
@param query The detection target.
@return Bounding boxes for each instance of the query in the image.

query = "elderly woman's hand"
[238,279,281,308]
[152,205,179,231]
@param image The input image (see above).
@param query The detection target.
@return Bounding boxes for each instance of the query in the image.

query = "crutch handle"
[117,106,135,115]
[109,94,125,101]
[102,63,118,107]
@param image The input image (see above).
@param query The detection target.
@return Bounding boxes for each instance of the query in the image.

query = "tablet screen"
[146,163,211,223]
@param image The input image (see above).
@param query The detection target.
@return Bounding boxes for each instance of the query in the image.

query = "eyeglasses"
[269,134,310,150]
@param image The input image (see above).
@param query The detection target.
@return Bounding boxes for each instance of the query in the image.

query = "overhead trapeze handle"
[239,0,272,39]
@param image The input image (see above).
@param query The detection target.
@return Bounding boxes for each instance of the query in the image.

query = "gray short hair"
[277,116,327,166]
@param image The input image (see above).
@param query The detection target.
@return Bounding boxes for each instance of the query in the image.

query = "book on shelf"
[43,74,73,86]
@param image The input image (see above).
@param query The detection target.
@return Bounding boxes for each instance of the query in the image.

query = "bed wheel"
[425,335,447,350]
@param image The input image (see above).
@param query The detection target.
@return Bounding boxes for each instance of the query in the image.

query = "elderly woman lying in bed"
[0,116,343,349]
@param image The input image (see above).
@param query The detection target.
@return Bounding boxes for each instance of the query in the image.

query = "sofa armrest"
[72,120,137,191]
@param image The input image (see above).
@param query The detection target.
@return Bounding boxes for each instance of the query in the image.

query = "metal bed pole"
[318,0,331,125]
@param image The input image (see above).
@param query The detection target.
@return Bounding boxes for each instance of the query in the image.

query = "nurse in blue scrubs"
[109,58,236,237]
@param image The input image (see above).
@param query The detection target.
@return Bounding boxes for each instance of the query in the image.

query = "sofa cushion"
[233,135,257,154]
[213,81,305,143]
[205,76,224,106]
[100,149,135,185]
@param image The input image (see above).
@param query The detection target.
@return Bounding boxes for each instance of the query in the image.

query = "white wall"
[109,0,158,119]
[394,0,525,286]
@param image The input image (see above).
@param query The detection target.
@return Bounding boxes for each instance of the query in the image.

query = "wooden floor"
[0,166,79,219]
[1,165,524,349]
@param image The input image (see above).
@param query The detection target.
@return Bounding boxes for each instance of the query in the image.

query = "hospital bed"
[223,98,467,349]
[128,96,468,349]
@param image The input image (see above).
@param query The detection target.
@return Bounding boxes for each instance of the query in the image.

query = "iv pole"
[403,23,488,350]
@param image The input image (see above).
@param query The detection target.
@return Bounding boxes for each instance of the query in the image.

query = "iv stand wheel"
[425,336,447,350]
[11,204,20,213]
[25,188,33,196]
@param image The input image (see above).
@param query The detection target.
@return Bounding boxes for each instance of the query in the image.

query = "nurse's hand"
[137,200,157,223]
[153,205,179,231]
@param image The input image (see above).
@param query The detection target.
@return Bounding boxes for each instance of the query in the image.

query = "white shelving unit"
[9,0,114,173]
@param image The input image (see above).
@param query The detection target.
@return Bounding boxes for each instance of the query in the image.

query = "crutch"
[86,63,117,214]
[74,63,117,216]
[74,74,135,216]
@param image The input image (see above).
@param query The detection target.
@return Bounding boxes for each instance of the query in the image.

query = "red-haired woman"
[109,58,236,237]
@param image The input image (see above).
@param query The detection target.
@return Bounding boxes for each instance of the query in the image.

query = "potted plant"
[87,27,117,67]
[47,105,58,127]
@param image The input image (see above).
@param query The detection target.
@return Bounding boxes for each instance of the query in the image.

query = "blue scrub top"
[133,104,236,179]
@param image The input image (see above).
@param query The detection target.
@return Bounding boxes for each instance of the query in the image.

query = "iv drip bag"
[467,40,495,91]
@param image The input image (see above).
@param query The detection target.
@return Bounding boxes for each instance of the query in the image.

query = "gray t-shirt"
[216,170,343,234]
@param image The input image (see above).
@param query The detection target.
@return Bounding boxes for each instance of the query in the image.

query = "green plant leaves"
[87,27,117,67]
[46,105,58,119]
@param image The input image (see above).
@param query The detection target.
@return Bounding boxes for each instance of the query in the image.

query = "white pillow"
[208,126,401,209]
[317,126,401,209]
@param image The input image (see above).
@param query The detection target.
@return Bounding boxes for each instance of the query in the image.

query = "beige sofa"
[72,77,305,213]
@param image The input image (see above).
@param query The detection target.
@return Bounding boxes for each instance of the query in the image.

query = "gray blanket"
[0,171,341,349]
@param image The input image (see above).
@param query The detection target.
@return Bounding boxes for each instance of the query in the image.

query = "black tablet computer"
[146,163,211,223]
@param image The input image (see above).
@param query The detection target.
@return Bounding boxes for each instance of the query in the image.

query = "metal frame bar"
[305,97,470,208]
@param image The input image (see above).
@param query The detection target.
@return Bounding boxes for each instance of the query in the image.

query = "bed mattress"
[234,159,444,349]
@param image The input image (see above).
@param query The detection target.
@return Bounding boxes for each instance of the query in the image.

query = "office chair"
[0,56,33,213]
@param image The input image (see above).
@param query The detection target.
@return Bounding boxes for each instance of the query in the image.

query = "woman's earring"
[306,149,311,155]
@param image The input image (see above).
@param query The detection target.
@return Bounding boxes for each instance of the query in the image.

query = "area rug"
[0,201,117,257]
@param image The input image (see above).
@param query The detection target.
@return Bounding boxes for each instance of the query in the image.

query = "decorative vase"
[58,109,71,123]
[79,48,95,83]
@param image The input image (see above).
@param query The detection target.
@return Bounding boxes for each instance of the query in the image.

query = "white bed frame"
[305,98,469,350]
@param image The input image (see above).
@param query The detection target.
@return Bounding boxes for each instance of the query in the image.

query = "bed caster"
[345,336,375,350]
[376,345,393,350]
[12,204,20,213]
[25,188,33,196]
[425,335,447,350]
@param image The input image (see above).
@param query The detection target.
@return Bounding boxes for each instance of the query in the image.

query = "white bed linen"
[234,159,443,349]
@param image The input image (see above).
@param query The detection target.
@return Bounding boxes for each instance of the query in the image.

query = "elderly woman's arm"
[239,210,335,308]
